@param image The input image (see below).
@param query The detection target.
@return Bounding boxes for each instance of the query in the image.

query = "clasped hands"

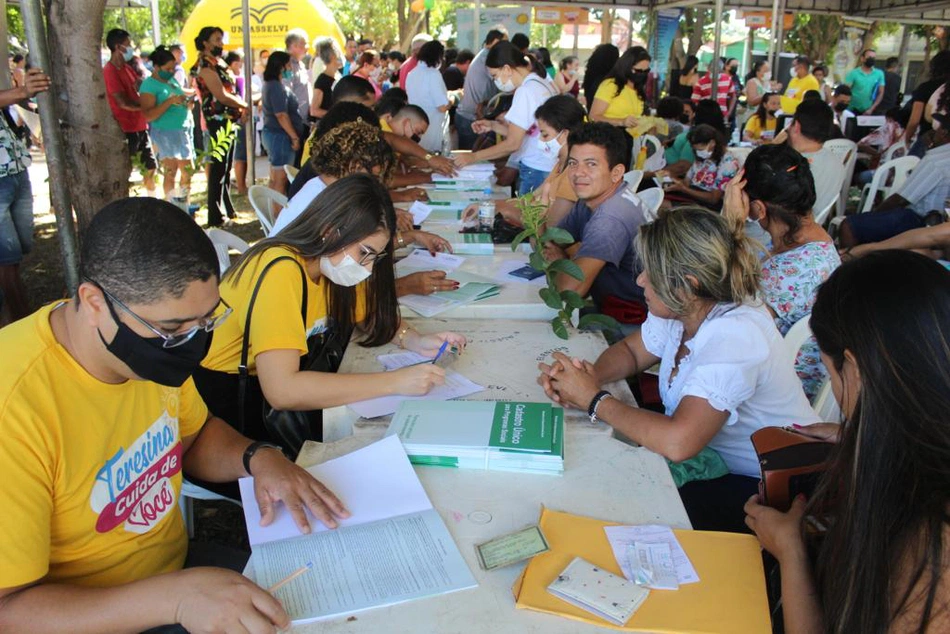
[537,351,601,410]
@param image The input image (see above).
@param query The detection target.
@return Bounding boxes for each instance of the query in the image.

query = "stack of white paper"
[240,436,477,624]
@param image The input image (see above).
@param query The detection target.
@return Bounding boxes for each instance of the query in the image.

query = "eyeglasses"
[89,279,232,348]
[357,244,387,266]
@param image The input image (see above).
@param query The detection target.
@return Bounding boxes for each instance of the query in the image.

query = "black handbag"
[237,256,351,457]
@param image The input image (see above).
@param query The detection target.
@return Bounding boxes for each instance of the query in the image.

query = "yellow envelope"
[513,508,771,633]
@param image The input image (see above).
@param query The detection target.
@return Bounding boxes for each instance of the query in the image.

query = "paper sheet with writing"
[238,435,431,547]
[346,370,485,418]
[396,249,465,273]
[408,201,433,225]
[240,436,477,623]
[603,525,700,585]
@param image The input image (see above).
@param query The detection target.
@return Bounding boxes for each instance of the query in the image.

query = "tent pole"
[242,0,255,187]
[21,0,80,293]
[0,0,10,90]
[573,23,579,57]
[767,0,780,69]
[898,24,911,93]
[474,0,481,52]
[150,0,161,46]
[774,0,787,68]
[711,0,724,77]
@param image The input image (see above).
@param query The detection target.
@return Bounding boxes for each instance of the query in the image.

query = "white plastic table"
[396,249,556,321]
[323,319,635,442]
[292,429,691,634]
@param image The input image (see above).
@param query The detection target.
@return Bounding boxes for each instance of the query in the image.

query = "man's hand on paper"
[407,230,453,254]
[743,494,808,565]
[174,567,290,634]
[251,448,351,532]
[428,154,458,176]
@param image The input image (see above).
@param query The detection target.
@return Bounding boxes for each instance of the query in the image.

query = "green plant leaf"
[510,229,531,251]
[528,250,546,272]
[540,227,575,245]
[578,313,622,331]
[548,258,584,281]
[539,287,563,310]
[560,290,587,310]
[551,316,570,340]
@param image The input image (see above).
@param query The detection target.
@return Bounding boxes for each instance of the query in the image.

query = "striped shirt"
[691,72,737,115]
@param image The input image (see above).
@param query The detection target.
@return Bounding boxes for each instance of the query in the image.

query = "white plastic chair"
[179,480,242,539]
[856,155,920,213]
[813,195,838,227]
[880,141,907,164]
[728,146,752,167]
[248,184,286,234]
[784,315,814,363]
[637,187,665,222]
[823,139,857,218]
[206,228,250,274]
[623,169,644,191]
[284,164,299,184]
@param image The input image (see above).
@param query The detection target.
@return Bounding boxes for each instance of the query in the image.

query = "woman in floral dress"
[724,144,840,402]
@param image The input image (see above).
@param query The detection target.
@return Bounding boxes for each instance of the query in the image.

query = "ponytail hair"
[149,45,175,67]
[486,41,546,78]
[742,143,817,246]
[635,206,760,316]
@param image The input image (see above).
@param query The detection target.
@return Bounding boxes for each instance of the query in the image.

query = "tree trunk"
[46,0,130,231]
[601,9,614,45]
[687,9,705,56]
[397,0,425,52]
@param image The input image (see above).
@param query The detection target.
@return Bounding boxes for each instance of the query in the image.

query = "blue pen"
[431,340,449,365]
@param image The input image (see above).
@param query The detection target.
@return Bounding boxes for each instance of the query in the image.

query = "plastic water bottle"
[478,186,495,232]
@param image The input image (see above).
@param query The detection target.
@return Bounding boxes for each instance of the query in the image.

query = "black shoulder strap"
[237,255,308,432]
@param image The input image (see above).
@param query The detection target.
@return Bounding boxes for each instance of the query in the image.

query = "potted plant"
[510,195,619,339]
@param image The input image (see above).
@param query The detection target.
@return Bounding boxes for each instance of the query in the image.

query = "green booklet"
[386,400,563,459]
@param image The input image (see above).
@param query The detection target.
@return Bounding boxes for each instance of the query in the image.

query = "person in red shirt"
[691,61,738,119]
[398,33,433,90]
[103,29,157,195]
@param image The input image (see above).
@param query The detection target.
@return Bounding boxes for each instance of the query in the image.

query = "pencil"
[267,561,313,593]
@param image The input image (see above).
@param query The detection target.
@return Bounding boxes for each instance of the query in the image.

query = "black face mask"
[411,134,421,143]
[863,58,876,68]
[679,113,691,124]
[729,66,738,75]
[834,102,849,112]
[628,71,648,86]
[211,46,224,58]
[99,305,212,387]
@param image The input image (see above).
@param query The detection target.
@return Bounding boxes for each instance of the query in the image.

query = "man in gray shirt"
[456,27,507,150]
[285,29,312,126]
[546,123,648,313]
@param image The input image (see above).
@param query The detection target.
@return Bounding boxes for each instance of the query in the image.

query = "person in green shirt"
[845,49,885,114]
[140,46,195,203]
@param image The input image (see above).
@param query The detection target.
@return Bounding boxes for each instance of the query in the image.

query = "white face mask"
[696,149,713,159]
[762,71,771,82]
[537,132,563,156]
[493,76,516,93]
[320,253,371,287]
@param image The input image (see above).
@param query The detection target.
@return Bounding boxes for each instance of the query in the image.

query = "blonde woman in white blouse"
[538,206,818,533]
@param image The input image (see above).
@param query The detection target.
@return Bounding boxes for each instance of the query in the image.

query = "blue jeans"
[518,162,549,197]
[455,113,477,151]
[0,170,33,266]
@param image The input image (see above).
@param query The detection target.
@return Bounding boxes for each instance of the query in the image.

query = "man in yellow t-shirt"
[781,56,821,115]
[0,199,348,632]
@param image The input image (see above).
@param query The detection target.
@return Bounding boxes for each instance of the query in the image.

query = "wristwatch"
[424,153,434,161]
[242,441,284,476]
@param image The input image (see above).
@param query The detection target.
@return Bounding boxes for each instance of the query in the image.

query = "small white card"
[547,557,650,626]
[409,201,433,225]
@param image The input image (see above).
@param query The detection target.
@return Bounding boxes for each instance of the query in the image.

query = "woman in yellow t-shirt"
[195,173,466,449]
[743,92,781,145]
[589,47,652,166]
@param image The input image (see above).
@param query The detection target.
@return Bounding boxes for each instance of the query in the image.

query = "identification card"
[475,525,550,570]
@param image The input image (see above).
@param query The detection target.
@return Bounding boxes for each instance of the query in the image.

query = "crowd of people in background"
[1,18,950,634]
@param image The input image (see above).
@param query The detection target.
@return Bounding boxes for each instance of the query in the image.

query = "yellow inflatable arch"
[179,0,346,64]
